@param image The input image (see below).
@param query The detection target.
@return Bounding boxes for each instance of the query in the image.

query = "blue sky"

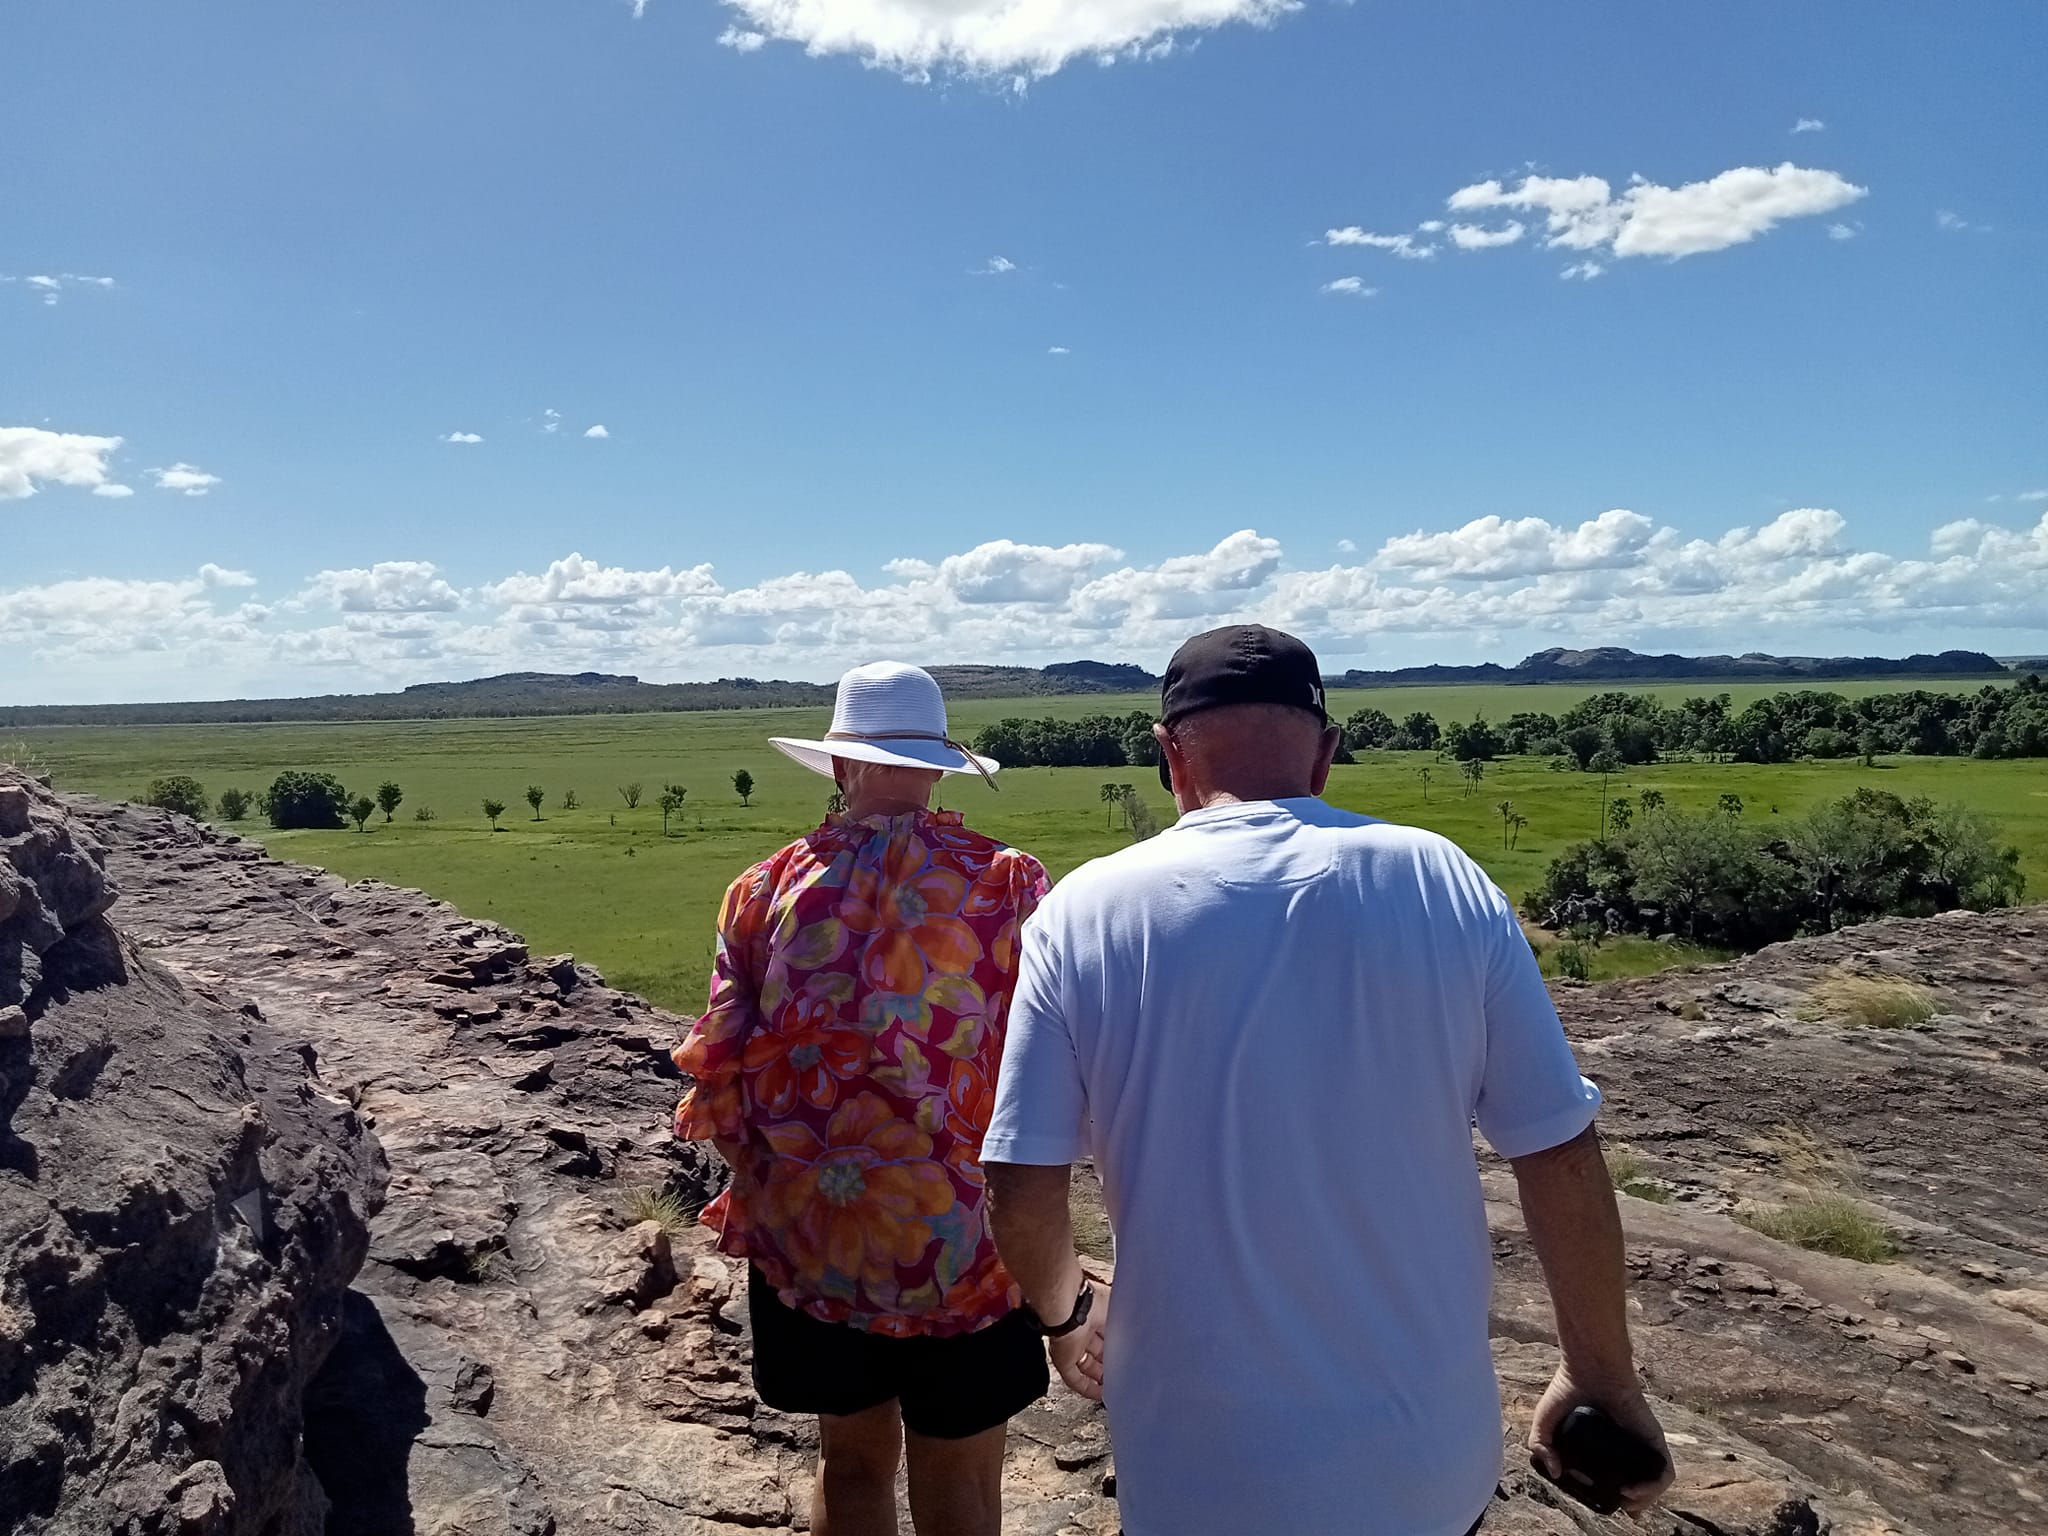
[5,1,2045,703]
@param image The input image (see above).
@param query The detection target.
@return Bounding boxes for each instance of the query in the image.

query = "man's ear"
[1308,724,1342,796]
[1153,722,1183,807]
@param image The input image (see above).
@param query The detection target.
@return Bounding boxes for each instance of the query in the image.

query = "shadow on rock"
[304,1290,430,1536]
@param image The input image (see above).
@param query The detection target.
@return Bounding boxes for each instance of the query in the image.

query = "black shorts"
[747,1266,1050,1439]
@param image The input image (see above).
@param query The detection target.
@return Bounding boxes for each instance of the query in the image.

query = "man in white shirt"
[982,624,1672,1535]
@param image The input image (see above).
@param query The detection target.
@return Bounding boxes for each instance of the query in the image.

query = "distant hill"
[0,661,1160,727]
[2,649,2018,727]
[1329,647,2012,689]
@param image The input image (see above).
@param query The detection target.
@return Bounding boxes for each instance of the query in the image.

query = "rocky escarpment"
[0,775,384,1535]
[11,774,2048,1534]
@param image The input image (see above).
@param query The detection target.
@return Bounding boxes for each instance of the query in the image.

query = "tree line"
[1343,674,2048,766]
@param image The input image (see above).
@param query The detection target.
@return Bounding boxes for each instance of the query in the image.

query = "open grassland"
[13,681,2041,1014]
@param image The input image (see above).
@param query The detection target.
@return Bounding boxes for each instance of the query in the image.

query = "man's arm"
[1510,1124,1674,1512]
[985,1163,1107,1401]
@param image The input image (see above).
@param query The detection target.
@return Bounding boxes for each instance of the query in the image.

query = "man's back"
[985,797,1600,1535]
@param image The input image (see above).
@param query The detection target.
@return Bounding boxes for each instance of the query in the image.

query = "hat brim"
[768,736,1002,781]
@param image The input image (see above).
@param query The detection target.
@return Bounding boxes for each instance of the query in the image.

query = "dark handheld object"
[1536,1406,1667,1515]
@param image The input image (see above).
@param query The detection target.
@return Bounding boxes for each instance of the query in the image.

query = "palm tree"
[1509,812,1528,850]
[1418,766,1432,803]
[1460,758,1485,798]
[1101,782,1124,829]
[1497,798,1517,850]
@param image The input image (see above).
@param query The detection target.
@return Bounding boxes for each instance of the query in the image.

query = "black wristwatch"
[1033,1278,1096,1339]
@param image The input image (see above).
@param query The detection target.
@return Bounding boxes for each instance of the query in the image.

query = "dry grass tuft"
[1604,1145,1672,1204]
[1736,1192,1896,1263]
[1801,969,1939,1030]
[624,1184,695,1236]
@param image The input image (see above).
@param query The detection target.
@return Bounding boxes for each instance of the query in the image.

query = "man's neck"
[1187,786,1314,811]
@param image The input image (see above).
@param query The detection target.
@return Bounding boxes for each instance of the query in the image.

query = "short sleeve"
[1472,890,1602,1159]
[983,910,1089,1166]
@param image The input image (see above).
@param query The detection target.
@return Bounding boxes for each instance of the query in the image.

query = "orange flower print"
[842,831,983,993]
[743,995,870,1117]
[764,1093,957,1299]
[941,1057,997,1183]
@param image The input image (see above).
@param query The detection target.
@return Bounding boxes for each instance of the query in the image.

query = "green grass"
[1603,1146,1673,1204]
[1736,1193,1897,1262]
[622,1185,696,1236]
[1799,969,1941,1029]
[10,685,2042,1015]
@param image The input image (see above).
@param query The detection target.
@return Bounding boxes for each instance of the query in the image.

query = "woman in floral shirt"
[674,662,1054,1536]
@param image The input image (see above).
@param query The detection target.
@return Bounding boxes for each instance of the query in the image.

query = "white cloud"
[0,427,125,499]
[152,462,221,496]
[1335,538,1357,554]
[2018,489,2048,503]
[631,0,650,16]
[718,25,767,49]
[14,509,2048,701]
[1320,276,1376,297]
[1793,118,1825,134]
[1375,509,1658,581]
[5,272,115,306]
[710,0,1301,80]
[1827,222,1858,241]
[975,255,1017,275]
[1047,345,1071,355]
[1448,163,1866,260]
[1559,261,1604,280]
[93,483,136,498]
[542,408,562,434]
[1447,220,1525,250]
[1416,220,1445,234]
[1936,209,1981,233]
[485,553,721,606]
[441,431,484,444]
[1325,227,1436,260]
[584,424,610,439]
[300,561,462,614]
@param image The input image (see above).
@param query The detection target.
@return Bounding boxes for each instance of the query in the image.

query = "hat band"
[824,729,999,792]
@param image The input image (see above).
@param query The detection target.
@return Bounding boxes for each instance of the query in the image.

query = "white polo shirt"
[983,798,1601,1536]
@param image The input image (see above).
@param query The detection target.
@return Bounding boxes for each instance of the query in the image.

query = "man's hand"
[1527,1364,1674,1515]
[1048,1280,1111,1401]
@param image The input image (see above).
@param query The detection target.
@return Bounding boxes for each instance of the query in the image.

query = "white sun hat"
[769,662,1001,788]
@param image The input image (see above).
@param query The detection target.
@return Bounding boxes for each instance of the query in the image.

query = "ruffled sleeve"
[672,862,772,1142]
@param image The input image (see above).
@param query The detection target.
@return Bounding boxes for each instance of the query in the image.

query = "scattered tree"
[525,785,545,820]
[1589,750,1619,839]
[1120,791,1161,842]
[1637,789,1666,816]
[1607,797,1634,834]
[826,790,847,816]
[482,798,507,830]
[376,780,404,822]
[1509,811,1528,851]
[1718,792,1745,818]
[732,769,755,806]
[1100,782,1126,829]
[659,783,689,836]
[347,795,375,832]
[142,775,209,819]
[1497,798,1517,850]
[262,771,350,830]
[619,782,644,810]
[560,788,580,810]
[1417,765,1432,803]
[1459,758,1485,797]
[216,787,253,822]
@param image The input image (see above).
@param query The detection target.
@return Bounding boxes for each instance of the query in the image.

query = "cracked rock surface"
[9,775,2047,1533]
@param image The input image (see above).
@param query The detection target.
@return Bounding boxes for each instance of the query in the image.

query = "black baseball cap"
[1157,624,1328,789]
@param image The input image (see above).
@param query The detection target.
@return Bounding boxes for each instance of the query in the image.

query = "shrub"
[347,795,375,832]
[482,798,507,829]
[1801,970,1939,1029]
[619,782,643,809]
[525,785,545,820]
[414,805,437,821]
[261,771,349,830]
[216,787,254,822]
[560,788,579,810]
[142,775,209,819]
[1737,1193,1896,1262]
[376,780,403,821]
[732,769,755,806]
[1553,941,1592,981]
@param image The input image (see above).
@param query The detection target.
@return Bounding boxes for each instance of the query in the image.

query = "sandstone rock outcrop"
[1,773,384,1535]
[10,773,2047,1533]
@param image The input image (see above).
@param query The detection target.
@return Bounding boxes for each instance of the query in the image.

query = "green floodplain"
[12,679,2044,1014]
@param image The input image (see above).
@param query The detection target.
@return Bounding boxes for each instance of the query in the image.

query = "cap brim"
[768,736,1002,781]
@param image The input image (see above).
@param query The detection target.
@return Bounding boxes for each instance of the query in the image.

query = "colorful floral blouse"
[673,809,1050,1337]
